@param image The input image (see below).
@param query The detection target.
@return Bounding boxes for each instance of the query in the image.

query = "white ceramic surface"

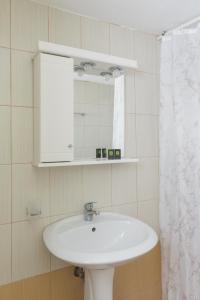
[43,212,158,269]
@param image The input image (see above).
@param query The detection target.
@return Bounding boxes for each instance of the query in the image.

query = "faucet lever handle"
[84,201,96,211]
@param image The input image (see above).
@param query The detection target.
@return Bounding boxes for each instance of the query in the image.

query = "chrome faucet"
[84,202,99,221]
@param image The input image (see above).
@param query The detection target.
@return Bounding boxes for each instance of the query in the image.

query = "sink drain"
[92,227,96,232]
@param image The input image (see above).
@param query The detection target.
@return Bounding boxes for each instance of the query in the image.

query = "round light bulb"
[112,68,121,77]
[81,61,96,72]
[104,73,112,81]
[109,66,124,78]
[100,72,112,81]
[74,66,85,77]
[84,63,92,71]
[77,68,84,77]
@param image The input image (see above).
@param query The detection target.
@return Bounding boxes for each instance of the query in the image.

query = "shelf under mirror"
[35,158,139,167]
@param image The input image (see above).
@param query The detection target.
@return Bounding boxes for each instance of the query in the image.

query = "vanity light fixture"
[100,71,112,81]
[74,66,85,77]
[80,61,96,71]
[109,66,124,78]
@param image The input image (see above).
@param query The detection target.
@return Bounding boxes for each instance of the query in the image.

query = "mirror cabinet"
[33,41,138,167]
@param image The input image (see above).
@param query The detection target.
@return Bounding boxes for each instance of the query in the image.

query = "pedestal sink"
[43,212,158,300]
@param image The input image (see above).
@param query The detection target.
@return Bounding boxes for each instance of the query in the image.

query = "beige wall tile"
[0,0,10,47]
[136,115,158,157]
[0,165,11,224]
[50,166,83,216]
[11,50,34,107]
[138,199,159,232]
[51,267,84,300]
[12,164,49,222]
[112,164,137,205]
[21,273,51,300]
[83,165,111,208]
[0,283,13,300]
[156,74,160,115]
[49,8,81,47]
[0,224,11,285]
[12,218,50,281]
[112,203,138,218]
[137,242,161,290]
[12,107,33,163]
[0,0,161,287]
[0,47,10,105]
[134,32,156,74]
[11,0,48,52]
[137,158,159,201]
[110,24,134,59]
[135,72,158,114]
[156,40,161,74]
[81,17,109,53]
[140,283,162,300]
[49,215,70,271]
[125,114,136,158]
[50,255,69,272]
[0,260,162,300]
[114,259,140,300]
[0,106,11,164]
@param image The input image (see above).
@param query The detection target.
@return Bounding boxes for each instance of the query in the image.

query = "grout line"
[80,16,83,48]
[110,164,112,206]
[10,48,35,55]
[48,5,50,43]
[4,46,36,55]
[81,165,84,206]
[11,215,50,225]
[5,105,34,109]
[0,104,11,107]
[48,167,51,223]
[11,162,34,165]
[133,71,139,217]
[108,23,111,55]
[9,0,13,284]
[0,45,11,50]
[125,113,159,118]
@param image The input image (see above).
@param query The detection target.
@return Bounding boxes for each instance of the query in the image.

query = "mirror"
[73,60,125,161]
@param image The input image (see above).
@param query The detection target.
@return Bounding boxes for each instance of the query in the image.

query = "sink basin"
[44,212,157,268]
[43,212,158,300]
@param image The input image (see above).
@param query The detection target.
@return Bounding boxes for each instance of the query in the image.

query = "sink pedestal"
[43,212,158,300]
[84,267,115,300]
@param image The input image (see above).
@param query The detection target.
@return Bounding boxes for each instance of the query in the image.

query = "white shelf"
[38,41,138,70]
[34,158,139,168]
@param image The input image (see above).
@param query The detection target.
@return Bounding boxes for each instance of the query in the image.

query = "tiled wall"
[0,244,162,300]
[0,0,160,291]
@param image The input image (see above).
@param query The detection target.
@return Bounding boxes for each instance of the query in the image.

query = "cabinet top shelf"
[34,158,139,168]
[38,41,138,70]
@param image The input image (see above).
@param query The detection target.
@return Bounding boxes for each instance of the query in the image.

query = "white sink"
[43,212,158,300]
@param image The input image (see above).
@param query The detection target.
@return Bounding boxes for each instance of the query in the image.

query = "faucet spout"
[84,202,99,221]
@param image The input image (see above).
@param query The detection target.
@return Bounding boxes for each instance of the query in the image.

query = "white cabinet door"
[34,53,74,164]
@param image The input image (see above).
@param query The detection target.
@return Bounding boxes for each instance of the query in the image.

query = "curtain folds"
[160,28,200,300]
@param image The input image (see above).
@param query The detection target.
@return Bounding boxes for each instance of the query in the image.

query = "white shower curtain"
[160,27,200,300]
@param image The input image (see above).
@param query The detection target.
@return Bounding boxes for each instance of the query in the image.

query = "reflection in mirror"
[74,74,124,160]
